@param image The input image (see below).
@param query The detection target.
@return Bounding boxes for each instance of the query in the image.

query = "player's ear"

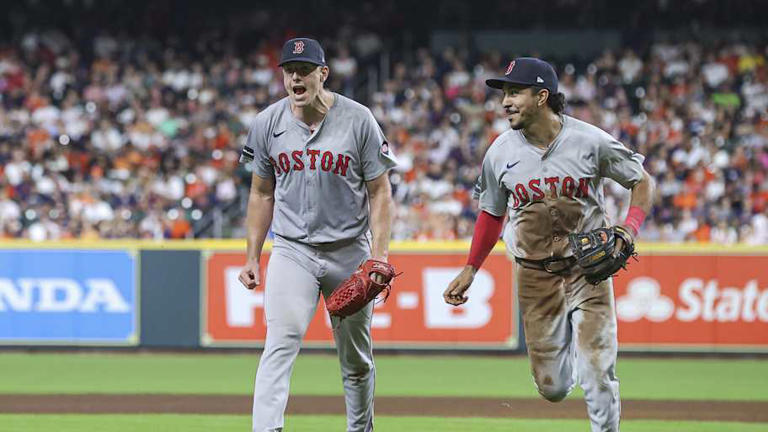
[320,66,330,84]
[538,89,549,107]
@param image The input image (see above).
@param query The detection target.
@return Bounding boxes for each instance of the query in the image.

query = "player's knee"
[535,377,572,402]
[579,368,619,394]
[537,384,570,402]
[346,359,373,375]
[341,356,375,381]
[265,326,304,351]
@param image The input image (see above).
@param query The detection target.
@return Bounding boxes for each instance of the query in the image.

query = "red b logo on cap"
[505,60,516,75]
[293,41,305,54]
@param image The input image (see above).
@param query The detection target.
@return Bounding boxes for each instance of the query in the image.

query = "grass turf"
[0,353,766,401]
[2,415,767,432]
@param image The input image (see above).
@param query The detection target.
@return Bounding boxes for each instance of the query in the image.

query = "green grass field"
[2,353,767,431]
[3,415,768,432]
[2,353,767,400]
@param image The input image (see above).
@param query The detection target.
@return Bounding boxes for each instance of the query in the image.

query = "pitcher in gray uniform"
[238,38,397,432]
[443,58,654,432]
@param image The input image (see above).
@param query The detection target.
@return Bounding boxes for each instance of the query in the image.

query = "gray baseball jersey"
[240,93,397,244]
[474,115,645,260]
[241,92,396,432]
[474,114,644,431]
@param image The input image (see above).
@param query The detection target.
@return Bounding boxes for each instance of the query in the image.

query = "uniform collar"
[518,114,568,159]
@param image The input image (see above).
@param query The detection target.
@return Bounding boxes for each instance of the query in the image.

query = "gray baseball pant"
[517,264,621,432]
[252,234,375,432]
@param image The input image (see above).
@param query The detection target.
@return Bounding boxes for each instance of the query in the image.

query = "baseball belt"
[514,256,577,274]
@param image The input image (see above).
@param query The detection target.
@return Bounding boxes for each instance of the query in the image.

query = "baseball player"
[238,38,397,432]
[443,57,654,432]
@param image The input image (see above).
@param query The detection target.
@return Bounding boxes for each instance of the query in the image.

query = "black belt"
[275,234,362,250]
[515,256,577,274]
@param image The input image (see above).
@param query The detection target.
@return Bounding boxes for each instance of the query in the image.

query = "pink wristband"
[624,206,646,237]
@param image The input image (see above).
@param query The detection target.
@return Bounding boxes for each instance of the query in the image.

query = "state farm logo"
[616,277,675,322]
[617,277,768,323]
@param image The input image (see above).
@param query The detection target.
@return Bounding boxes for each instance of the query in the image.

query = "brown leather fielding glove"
[569,225,637,285]
[326,259,397,318]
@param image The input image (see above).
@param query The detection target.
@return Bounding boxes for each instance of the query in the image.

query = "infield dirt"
[0,394,765,423]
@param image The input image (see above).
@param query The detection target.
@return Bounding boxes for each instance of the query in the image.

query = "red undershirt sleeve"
[466,210,504,269]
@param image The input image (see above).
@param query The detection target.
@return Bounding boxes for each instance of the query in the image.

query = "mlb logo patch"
[381,141,389,155]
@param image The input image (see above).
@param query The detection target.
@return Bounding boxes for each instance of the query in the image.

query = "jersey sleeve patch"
[472,176,482,200]
[239,145,255,164]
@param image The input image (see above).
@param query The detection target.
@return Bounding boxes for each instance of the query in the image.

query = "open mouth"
[293,85,306,96]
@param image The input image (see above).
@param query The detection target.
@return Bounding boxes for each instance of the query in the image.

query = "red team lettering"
[278,153,291,173]
[511,176,591,207]
[562,176,575,197]
[269,156,281,175]
[529,179,544,201]
[515,184,530,205]
[577,177,589,197]
[307,149,321,169]
[270,150,353,177]
[321,151,333,171]
[544,176,559,195]
[333,153,351,176]
[291,150,305,170]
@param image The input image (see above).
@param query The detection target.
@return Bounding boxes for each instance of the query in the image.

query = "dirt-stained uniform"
[474,114,645,431]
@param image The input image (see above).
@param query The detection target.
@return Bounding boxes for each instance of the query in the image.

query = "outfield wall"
[0,240,767,353]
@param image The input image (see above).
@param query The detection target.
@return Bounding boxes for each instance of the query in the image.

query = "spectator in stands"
[1,11,766,244]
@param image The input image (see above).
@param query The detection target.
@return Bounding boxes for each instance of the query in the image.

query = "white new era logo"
[536,76,544,83]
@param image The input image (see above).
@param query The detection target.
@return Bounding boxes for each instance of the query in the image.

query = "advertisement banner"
[203,252,516,348]
[0,250,137,345]
[614,255,768,350]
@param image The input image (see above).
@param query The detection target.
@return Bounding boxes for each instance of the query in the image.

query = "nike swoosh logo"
[506,161,520,169]
[272,130,287,138]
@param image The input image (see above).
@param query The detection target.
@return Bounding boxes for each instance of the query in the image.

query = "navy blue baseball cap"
[279,38,326,67]
[486,57,558,94]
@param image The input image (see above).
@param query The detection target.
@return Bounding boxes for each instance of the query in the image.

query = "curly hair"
[546,91,566,114]
[531,87,566,114]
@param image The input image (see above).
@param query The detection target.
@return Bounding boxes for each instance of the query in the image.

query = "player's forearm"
[623,170,655,236]
[245,193,274,262]
[629,170,654,214]
[368,187,394,261]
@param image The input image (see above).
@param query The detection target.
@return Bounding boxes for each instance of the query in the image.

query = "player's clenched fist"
[443,265,477,306]
[238,260,261,290]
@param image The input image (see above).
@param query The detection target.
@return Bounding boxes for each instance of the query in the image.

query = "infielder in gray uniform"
[238,38,397,432]
[443,58,654,432]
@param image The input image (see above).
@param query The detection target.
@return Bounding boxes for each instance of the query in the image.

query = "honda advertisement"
[203,251,516,348]
[0,250,137,345]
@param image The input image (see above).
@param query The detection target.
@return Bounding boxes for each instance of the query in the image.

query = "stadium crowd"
[1,25,767,243]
